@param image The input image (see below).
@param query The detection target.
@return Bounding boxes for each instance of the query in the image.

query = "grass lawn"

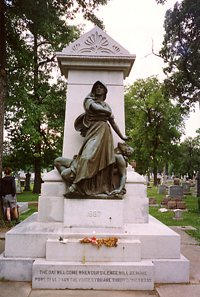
[16,185,39,221]
[148,185,200,243]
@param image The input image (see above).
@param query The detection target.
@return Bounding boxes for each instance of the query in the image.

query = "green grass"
[17,190,39,202]
[148,185,200,243]
[14,185,39,223]
[19,206,38,221]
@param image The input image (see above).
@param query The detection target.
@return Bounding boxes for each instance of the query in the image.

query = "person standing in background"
[1,167,20,227]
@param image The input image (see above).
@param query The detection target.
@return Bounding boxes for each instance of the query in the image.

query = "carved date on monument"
[87,210,101,217]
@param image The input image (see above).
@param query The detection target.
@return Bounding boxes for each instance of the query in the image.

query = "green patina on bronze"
[54,81,133,198]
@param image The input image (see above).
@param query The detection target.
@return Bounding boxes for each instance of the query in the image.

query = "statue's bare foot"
[108,189,121,196]
[63,185,76,197]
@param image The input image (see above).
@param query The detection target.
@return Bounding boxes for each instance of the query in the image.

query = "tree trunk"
[0,74,6,178]
[0,74,6,222]
[0,0,7,222]
[33,142,41,193]
[0,0,6,178]
[153,165,157,186]
[32,32,41,193]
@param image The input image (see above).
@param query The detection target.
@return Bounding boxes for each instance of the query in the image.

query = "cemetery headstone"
[16,174,22,194]
[181,182,191,195]
[167,201,177,209]
[157,177,161,185]
[148,197,157,205]
[173,209,183,221]
[193,171,200,197]
[167,185,186,199]
[174,179,180,185]
[158,185,166,195]
[173,197,182,202]
[177,201,186,210]
[24,169,31,191]
[19,170,26,187]
[161,197,171,205]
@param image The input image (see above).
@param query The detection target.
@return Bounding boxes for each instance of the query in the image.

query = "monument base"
[0,213,189,288]
[0,169,190,289]
[32,259,154,290]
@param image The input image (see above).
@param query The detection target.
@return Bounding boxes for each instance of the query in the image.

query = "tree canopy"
[160,0,200,110]
[0,0,110,193]
[168,130,200,178]
[125,76,185,185]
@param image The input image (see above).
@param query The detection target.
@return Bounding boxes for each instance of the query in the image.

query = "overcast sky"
[71,0,200,140]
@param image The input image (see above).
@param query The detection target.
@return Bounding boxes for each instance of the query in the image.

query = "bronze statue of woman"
[55,81,131,197]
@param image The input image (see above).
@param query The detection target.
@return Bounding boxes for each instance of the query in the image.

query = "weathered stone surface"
[32,259,154,290]
[64,199,124,228]
[177,201,186,209]
[182,182,192,195]
[167,185,185,199]
[173,209,183,221]
[46,238,141,262]
[158,185,166,195]
[174,179,180,185]
[148,197,157,204]
[161,197,171,205]
[167,201,177,209]
[173,197,182,202]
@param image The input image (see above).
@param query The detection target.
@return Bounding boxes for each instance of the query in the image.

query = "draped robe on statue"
[72,91,115,195]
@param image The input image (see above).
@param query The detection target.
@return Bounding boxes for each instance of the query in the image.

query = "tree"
[1,0,110,193]
[168,131,200,178]
[124,76,185,185]
[4,78,67,170]
[160,0,200,110]
[0,0,7,179]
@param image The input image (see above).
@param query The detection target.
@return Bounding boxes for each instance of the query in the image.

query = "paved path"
[0,226,199,297]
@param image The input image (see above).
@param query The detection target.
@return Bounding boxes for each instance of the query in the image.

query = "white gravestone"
[173,209,183,221]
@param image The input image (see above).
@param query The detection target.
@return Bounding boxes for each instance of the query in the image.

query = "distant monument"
[194,171,200,197]
[16,174,22,194]
[24,169,31,191]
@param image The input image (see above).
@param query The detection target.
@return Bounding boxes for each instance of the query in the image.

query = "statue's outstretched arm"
[109,118,132,142]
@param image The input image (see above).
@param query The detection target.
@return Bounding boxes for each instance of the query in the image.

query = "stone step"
[5,214,181,260]
[46,238,141,262]
[32,258,154,290]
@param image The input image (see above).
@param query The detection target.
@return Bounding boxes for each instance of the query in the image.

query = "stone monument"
[193,171,200,197]
[181,181,191,195]
[158,185,166,195]
[0,26,189,290]
[24,169,31,191]
[167,185,186,199]
[16,173,22,194]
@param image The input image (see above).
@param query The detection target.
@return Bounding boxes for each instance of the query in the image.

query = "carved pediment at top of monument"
[57,26,132,57]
